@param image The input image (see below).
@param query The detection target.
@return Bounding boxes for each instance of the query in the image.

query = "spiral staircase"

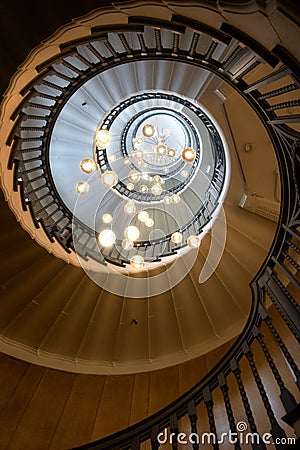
[0,1,299,449]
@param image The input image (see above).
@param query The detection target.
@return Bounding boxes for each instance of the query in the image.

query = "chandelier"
[76,121,201,269]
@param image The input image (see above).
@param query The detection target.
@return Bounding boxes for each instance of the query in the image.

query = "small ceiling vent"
[239,194,280,223]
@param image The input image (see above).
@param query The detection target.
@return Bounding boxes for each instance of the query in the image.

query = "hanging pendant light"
[80,158,96,174]
[102,213,112,224]
[130,255,144,269]
[124,201,136,215]
[142,124,155,137]
[171,231,182,244]
[101,171,118,188]
[122,238,133,250]
[151,184,163,196]
[181,147,196,163]
[187,235,201,248]
[172,193,181,204]
[98,229,116,247]
[96,129,111,148]
[145,217,154,227]
[128,170,141,183]
[138,210,149,222]
[76,181,89,194]
[125,225,140,241]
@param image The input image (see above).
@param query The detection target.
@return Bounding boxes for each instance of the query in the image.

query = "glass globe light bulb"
[140,184,148,193]
[151,183,162,196]
[80,158,96,174]
[167,148,176,158]
[96,129,111,148]
[135,149,143,159]
[153,175,162,184]
[130,255,144,269]
[142,124,155,137]
[187,235,201,248]
[76,181,89,194]
[122,238,133,251]
[128,170,141,183]
[101,171,118,188]
[124,201,136,215]
[98,229,116,247]
[163,195,171,205]
[145,217,154,227]
[181,147,196,163]
[138,210,149,222]
[127,182,135,191]
[124,157,131,166]
[171,231,182,244]
[102,213,112,224]
[125,225,140,242]
[172,193,181,204]
[156,144,167,155]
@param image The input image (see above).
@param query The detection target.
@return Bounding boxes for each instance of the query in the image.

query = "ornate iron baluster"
[188,401,199,450]
[231,359,266,450]
[218,373,241,450]
[243,343,287,448]
[254,327,297,414]
[203,386,219,450]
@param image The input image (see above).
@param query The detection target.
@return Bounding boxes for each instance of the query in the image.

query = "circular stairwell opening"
[0,7,282,373]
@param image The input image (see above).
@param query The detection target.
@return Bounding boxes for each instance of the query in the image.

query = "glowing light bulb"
[101,171,118,188]
[128,170,141,183]
[137,137,143,144]
[124,201,136,215]
[138,210,149,222]
[124,157,131,166]
[145,217,154,227]
[153,175,162,184]
[172,193,181,204]
[163,167,169,174]
[130,255,144,269]
[181,147,196,163]
[76,181,89,194]
[140,184,148,193]
[102,213,112,224]
[80,158,96,174]
[135,149,143,159]
[171,232,182,244]
[96,129,111,148]
[142,124,155,137]
[122,239,133,250]
[98,229,116,247]
[163,195,172,205]
[127,182,135,191]
[181,169,188,178]
[151,184,162,196]
[167,148,176,158]
[125,226,140,241]
[156,144,167,155]
[187,235,201,248]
